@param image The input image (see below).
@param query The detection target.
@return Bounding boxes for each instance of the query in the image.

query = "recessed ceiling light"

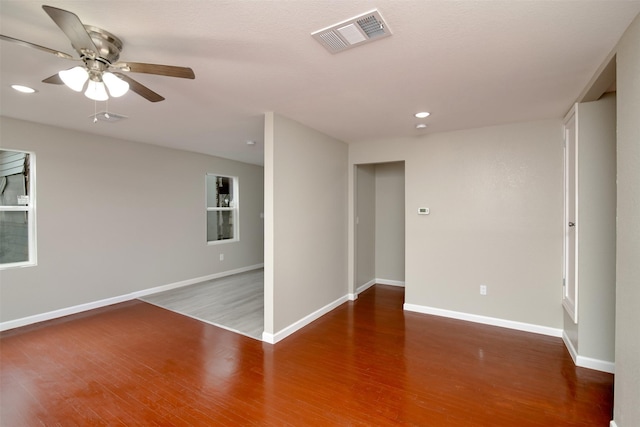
[416,124,427,129]
[415,111,430,118]
[11,84,37,94]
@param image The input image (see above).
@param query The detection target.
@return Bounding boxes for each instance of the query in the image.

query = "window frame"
[0,149,37,269]
[206,173,239,245]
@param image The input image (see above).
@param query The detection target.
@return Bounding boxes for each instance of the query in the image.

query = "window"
[206,174,238,243]
[0,150,36,268]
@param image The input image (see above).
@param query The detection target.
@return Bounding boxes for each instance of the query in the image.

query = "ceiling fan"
[0,5,195,102]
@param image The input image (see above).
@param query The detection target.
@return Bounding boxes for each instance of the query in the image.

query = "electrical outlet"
[219,253,224,261]
[480,285,487,295]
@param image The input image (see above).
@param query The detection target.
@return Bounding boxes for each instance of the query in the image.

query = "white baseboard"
[562,331,579,364]
[562,331,615,374]
[405,304,615,373]
[262,294,349,344]
[0,264,264,332]
[577,356,615,373]
[133,264,264,299]
[610,420,618,427]
[356,279,376,295]
[352,278,405,300]
[375,278,405,287]
[403,303,563,338]
[0,293,136,333]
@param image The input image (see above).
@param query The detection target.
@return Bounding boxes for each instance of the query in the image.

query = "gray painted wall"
[0,117,264,323]
[614,12,640,427]
[356,164,376,288]
[374,162,405,282]
[264,113,348,334]
[350,119,564,329]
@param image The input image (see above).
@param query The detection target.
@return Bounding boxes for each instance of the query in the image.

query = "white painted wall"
[613,12,640,427]
[375,162,405,283]
[350,119,564,329]
[0,117,264,323]
[264,113,348,335]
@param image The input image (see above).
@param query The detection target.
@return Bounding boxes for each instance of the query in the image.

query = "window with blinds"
[0,150,36,268]
[206,174,238,244]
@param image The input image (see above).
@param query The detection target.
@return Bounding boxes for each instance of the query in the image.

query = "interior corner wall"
[355,164,376,289]
[350,119,564,330]
[613,11,640,427]
[0,116,264,323]
[267,113,348,334]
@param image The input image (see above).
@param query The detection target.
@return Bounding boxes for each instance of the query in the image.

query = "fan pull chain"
[93,99,98,123]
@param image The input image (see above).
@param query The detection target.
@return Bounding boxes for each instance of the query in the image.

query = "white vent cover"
[312,9,391,54]
[88,111,128,123]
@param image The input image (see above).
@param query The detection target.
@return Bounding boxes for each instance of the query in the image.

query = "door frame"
[563,107,578,323]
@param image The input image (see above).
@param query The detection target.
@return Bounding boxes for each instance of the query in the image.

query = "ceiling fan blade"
[112,62,195,79]
[42,5,98,57]
[113,73,165,102]
[0,34,75,60]
[42,74,64,85]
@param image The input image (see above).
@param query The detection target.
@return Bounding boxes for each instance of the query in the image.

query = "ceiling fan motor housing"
[83,25,123,64]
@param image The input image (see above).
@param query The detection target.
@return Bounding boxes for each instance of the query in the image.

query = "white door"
[563,110,578,323]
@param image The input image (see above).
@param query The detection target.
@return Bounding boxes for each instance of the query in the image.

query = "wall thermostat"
[418,207,430,215]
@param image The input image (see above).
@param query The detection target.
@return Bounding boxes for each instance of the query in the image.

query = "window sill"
[0,261,37,270]
[207,239,239,246]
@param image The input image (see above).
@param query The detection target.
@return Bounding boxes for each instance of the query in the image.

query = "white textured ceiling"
[1,1,639,165]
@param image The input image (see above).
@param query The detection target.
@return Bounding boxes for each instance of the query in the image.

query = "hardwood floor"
[1,285,612,426]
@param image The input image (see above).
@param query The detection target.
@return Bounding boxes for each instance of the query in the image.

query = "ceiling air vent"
[312,9,391,54]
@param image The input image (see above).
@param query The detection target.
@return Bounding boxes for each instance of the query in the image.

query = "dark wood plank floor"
[1,285,613,426]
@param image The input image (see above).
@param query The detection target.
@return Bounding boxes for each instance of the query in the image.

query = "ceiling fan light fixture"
[85,80,109,101]
[59,66,89,92]
[102,72,129,97]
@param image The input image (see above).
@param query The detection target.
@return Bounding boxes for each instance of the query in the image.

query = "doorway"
[563,110,578,322]
[354,161,405,295]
